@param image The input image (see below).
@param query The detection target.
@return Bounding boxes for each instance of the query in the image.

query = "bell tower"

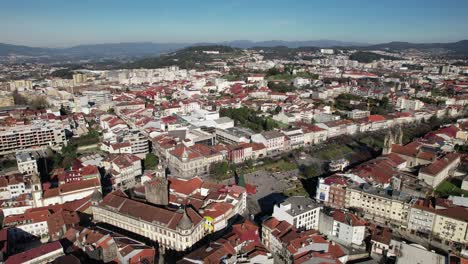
[31,173,43,207]
[382,130,394,155]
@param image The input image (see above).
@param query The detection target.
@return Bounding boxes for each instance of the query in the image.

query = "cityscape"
[0,1,468,264]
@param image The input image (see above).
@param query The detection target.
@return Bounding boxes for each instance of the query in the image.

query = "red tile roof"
[169,177,203,196]
[368,115,386,122]
[332,211,366,226]
[5,241,62,264]
[420,153,460,176]
[99,191,203,230]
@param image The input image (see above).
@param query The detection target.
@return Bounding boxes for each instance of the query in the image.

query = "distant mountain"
[367,40,468,54]
[124,45,242,69]
[0,42,190,57]
[1,40,468,58]
[198,40,369,48]
[0,43,51,56]
[63,42,189,56]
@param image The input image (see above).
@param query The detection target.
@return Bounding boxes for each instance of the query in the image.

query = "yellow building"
[9,80,33,91]
[0,92,14,107]
[73,73,87,85]
[432,206,468,244]
[346,187,410,227]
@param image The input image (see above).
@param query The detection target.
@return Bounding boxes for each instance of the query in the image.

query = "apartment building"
[118,129,149,158]
[347,109,370,119]
[318,210,367,246]
[432,206,468,244]
[102,154,142,190]
[4,209,50,240]
[215,127,253,145]
[0,174,29,200]
[272,196,322,231]
[251,130,285,154]
[15,152,38,175]
[345,186,411,227]
[282,127,305,150]
[0,120,66,154]
[396,97,424,111]
[407,199,436,235]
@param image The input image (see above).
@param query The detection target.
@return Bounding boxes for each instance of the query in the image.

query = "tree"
[12,90,28,105]
[236,173,246,187]
[144,153,159,170]
[273,106,282,115]
[59,104,71,116]
[267,81,295,93]
[29,96,50,110]
[303,164,319,178]
[210,161,229,179]
[53,143,78,169]
[266,67,280,76]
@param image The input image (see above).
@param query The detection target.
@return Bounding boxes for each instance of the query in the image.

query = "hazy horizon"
[2,0,468,47]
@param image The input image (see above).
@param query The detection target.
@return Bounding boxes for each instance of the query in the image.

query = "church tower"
[31,173,43,207]
[145,177,169,206]
[396,125,404,145]
[382,130,394,155]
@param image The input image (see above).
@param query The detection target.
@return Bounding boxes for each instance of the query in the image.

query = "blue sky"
[2,0,468,47]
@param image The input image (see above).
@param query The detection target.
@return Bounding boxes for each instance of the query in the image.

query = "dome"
[177,208,193,230]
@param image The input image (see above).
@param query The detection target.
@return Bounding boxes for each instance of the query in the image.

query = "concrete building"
[347,109,370,119]
[102,154,142,190]
[119,129,149,158]
[396,97,424,111]
[0,120,66,154]
[15,152,38,175]
[272,196,322,231]
[282,128,305,150]
[346,186,410,227]
[251,130,285,154]
[318,210,367,246]
[9,79,33,91]
[432,206,468,244]
[407,199,436,235]
[215,127,253,145]
[389,241,445,264]
[321,49,335,55]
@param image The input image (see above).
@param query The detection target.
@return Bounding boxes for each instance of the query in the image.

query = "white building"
[418,153,460,188]
[396,97,424,111]
[318,210,367,246]
[293,77,311,88]
[407,200,436,235]
[4,210,49,240]
[251,130,285,154]
[16,152,38,175]
[320,49,335,55]
[347,109,370,119]
[102,154,142,190]
[272,196,322,230]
